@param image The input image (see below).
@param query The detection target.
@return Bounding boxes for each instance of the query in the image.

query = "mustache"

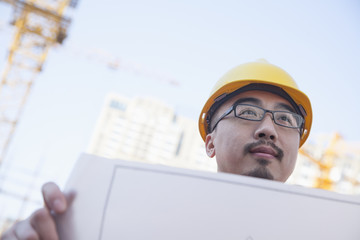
[243,139,284,162]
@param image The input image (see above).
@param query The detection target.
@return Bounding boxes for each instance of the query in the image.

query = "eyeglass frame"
[210,103,305,133]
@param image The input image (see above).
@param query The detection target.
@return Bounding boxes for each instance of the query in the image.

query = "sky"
[0,0,360,192]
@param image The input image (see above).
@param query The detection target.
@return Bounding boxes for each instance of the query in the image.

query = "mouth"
[244,140,284,162]
[249,146,279,160]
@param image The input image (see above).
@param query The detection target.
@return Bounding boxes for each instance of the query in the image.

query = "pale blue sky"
[0,0,360,186]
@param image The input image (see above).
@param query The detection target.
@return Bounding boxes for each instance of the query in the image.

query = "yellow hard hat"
[198,60,312,147]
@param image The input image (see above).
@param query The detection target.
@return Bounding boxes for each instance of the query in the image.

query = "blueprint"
[56,153,360,240]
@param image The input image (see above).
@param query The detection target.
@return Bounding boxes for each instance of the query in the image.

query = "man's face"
[205,90,300,182]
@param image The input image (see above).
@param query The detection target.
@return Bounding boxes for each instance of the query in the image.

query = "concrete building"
[87,93,216,172]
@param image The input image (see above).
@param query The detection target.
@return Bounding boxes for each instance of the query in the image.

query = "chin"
[246,169,274,180]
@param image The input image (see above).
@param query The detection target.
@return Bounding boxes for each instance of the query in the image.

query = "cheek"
[282,137,300,171]
[216,123,250,148]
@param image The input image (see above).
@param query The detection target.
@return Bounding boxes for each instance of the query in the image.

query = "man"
[1,59,312,239]
[198,59,312,181]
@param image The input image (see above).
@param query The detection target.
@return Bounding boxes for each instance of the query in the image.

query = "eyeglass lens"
[234,104,303,128]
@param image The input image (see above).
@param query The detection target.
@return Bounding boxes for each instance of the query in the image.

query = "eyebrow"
[233,97,260,105]
[233,97,296,113]
[275,103,296,113]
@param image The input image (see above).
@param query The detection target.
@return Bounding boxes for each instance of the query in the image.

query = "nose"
[254,113,278,141]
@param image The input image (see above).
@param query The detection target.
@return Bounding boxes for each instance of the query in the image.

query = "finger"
[29,208,59,240]
[12,219,39,240]
[64,190,76,205]
[41,182,67,214]
[0,222,20,240]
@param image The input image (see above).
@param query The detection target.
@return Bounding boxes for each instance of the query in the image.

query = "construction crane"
[298,132,341,191]
[62,44,181,86]
[0,0,77,165]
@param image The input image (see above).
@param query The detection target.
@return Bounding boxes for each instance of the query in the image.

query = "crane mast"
[299,133,341,190]
[0,0,77,164]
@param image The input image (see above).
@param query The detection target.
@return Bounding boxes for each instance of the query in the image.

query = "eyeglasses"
[211,103,304,132]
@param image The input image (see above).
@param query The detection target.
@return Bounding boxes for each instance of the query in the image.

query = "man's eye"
[277,114,294,125]
[240,109,257,117]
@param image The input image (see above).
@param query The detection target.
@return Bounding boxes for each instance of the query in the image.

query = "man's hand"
[1,182,68,240]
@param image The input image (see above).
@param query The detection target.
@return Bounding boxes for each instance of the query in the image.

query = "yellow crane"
[61,44,181,86]
[0,0,77,164]
[298,132,341,191]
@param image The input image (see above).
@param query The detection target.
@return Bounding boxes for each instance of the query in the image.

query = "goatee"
[244,166,274,180]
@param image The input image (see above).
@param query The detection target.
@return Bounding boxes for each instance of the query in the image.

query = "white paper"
[56,153,360,240]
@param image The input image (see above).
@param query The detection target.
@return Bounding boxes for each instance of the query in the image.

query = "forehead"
[220,90,293,111]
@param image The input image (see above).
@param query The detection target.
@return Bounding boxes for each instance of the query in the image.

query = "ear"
[205,133,216,158]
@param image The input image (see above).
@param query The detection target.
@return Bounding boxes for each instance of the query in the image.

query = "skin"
[1,90,301,239]
[1,183,67,240]
[206,90,300,182]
